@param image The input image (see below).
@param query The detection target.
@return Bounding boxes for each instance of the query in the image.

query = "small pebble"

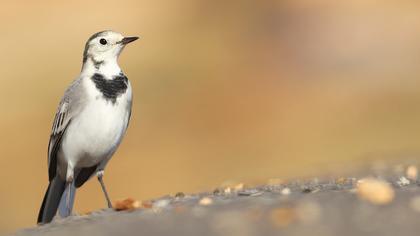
[406,166,418,180]
[238,189,263,197]
[199,197,213,206]
[113,198,141,211]
[302,187,312,193]
[142,201,153,209]
[153,199,170,209]
[213,188,222,195]
[281,188,291,195]
[234,183,244,191]
[357,178,394,205]
[397,176,410,186]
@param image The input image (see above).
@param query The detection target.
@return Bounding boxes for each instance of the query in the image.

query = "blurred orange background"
[2,0,420,233]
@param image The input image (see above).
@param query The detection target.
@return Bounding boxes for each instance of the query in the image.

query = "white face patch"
[84,31,125,64]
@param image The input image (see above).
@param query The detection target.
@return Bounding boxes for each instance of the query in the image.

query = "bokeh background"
[2,0,420,233]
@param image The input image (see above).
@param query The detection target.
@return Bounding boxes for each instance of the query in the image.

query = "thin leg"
[97,170,113,208]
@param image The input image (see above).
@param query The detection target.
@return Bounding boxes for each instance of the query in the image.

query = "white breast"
[61,77,132,168]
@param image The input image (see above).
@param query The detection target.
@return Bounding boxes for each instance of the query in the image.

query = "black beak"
[119,36,139,45]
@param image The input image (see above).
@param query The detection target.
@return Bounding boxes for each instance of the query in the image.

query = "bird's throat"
[82,57,121,77]
[90,73,128,104]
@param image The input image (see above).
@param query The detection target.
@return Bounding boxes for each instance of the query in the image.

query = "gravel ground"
[14,166,420,236]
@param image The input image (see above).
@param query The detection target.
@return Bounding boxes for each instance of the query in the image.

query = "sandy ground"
[13,167,420,236]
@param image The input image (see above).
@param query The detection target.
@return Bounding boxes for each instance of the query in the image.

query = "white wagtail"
[37,30,138,224]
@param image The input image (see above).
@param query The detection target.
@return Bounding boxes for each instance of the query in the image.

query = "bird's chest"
[64,76,132,167]
[83,73,132,132]
[81,95,130,141]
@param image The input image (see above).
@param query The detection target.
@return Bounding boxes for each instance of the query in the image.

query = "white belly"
[61,93,131,168]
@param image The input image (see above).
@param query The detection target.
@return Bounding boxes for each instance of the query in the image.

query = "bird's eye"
[99,38,107,45]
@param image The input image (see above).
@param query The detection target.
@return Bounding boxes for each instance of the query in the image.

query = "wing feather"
[47,78,83,180]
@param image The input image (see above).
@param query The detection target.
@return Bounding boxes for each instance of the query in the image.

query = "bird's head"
[82,30,138,69]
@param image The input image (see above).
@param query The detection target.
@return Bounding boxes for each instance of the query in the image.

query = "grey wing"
[47,102,72,180]
[126,99,132,129]
[47,79,83,181]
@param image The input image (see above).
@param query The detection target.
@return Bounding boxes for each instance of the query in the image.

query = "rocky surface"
[14,165,420,236]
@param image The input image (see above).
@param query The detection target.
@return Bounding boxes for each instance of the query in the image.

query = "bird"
[37,30,138,224]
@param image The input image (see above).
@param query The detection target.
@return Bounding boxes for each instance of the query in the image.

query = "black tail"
[37,177,66,224]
